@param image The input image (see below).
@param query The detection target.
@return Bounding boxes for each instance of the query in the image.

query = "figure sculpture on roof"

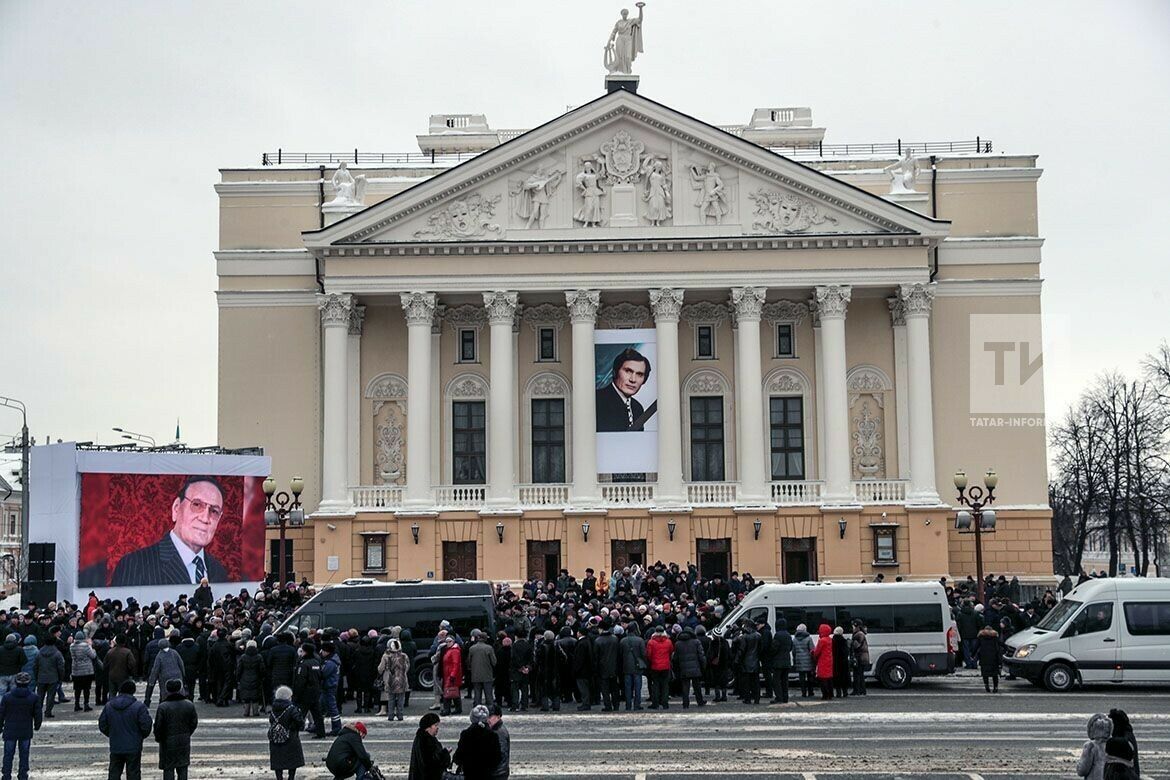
[604,3,645,75]
[324,161,367,208]
[884,151,919,195]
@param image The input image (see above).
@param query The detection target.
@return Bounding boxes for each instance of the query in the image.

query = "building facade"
[216,90,1052,585]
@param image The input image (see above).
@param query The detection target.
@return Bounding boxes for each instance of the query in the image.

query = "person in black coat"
[266,633,298,702]
[154,678,198,780]
[324,722,374,779]
[732,622,761,704]
[292,644,325,739]
[1108,708,1140,778]
[408,712,451,780]
[507,634,532,712]
[351,636,379,715]
[830,628,851,699]
[453,706,501,780]
[769,618,794,704]
[976,625,1002,693]
[570,629,594,711]
[237,641,267,716]
[592,626,620,712]
[268,686,305,780]
[207,630,236,707]
[672,628,706,708]
[0,672,42,780]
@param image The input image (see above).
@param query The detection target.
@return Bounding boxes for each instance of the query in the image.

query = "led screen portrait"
[595,328,658,474]
[77,473,266,588]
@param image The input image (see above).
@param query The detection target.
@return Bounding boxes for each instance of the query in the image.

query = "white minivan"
[1003,577,1170,692]
[712,581,958,689]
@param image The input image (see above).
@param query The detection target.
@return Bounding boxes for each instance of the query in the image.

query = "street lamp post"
[112,427,156,447]
[0,398,28,582]
[263,476,305,588]
[954,468,998,603]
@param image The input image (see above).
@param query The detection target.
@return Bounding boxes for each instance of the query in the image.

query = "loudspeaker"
[20,580,57,609]
[26,543,55,582]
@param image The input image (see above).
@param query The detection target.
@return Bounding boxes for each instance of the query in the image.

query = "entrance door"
[781,537,817,583]
[442,541,477,580]
[526,540,562,583]
[696,538,731,581]
[611,539,647,571]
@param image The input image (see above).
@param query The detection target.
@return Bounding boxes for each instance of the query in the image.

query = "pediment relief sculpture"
[510,165,565,229]
[747,189,839,234]
[413,193,503,240]
[688,162,731,225]
[598,302,650,328]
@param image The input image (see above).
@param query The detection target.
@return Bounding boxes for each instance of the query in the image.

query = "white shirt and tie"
[612,383,634,426]
[170,531,209,584]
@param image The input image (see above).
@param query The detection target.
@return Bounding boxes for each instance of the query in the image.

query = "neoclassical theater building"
[216,88,1053,585]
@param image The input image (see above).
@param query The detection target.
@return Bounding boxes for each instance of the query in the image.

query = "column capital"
[899,282,935,319]
[813,285,852,321]
[808,297,821,328]
[348,304,366,336]
[400,291,437,326]
[729,286,766,322]
[318,293,354,328]
[565,289,601,324]
[482,290,519,326]
[887,295,906,327]
[650,288,684,323]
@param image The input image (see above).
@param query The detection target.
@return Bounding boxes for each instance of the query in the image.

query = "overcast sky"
[1,0,1168,456]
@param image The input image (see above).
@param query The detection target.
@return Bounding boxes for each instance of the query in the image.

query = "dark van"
[277,578,496,689]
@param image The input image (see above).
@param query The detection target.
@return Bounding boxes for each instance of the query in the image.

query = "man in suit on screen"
[110,475,231,586]
[596,347,653,432]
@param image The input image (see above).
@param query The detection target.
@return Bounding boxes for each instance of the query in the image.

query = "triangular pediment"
[304,91,948,249]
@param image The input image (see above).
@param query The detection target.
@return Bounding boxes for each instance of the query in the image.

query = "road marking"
[969,774,986,780]
[802,773,817,780]
[634,774,647,780]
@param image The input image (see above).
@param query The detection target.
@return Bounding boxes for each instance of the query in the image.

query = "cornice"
[936,236,1044,266]
[933,279,1043,297]
[215,290,319,308]
[214,249,315,277]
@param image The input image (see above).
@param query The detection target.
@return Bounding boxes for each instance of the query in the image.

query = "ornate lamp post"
[264,476,305,587]
[954,468,998,603]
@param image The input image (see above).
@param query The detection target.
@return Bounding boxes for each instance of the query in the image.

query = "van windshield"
[1035,598,1081,632]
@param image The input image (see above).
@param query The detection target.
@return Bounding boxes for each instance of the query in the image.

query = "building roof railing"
[259,137,992,167]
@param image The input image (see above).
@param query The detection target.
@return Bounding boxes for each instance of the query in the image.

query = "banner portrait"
[77,472,266,588]
[595,328,658,474]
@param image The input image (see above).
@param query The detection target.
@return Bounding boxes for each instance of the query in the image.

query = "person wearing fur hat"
[325,720,376,780]
[236,639,267,717]
[154,679,197,780]
[453,705,501,780]
[408,712,450,780]
[1107,709,1140,778]
[1103,736,1139,780]
[69,631,97,711]
[376,639,409,722]
[0,671,42,780]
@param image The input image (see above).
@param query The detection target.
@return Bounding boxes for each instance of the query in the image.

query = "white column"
[650,288,684,505]
[566,290,600,505]
[346,305,365,488]
[901,283,940,504]
[731,323,743,482]
[401,292,437,507]
[484,291,519,506]
[429,307,444,486]
[731,287,767,503]
[888,297,911,480]
[318,293,354,513]
[811,302,826,481]
[815,285,853,503]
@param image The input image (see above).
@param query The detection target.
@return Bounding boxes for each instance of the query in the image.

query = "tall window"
[452,400,486,484]
[775,323,795,357]
[537,327,557,362]
[363,534,387,572]
[689,396,725,481]
[458,329,478,362]
[531,398,566,483]
[695,324,715,359]
[769,396,804,479]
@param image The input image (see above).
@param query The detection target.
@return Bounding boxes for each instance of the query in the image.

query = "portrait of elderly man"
[110,476,231,586]
[596,347,654,432]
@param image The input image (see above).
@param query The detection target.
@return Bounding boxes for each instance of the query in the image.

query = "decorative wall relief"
[574,161,606,227]
[375,406,405,484]
[598,302,651,328]
[597,130,646,185]
[641,157,672,226]
[688,162,730,225]
[851,399,884,478]
[581,130,670,227]
[510,166,564,229]
[747,189,839,234]
[412,193,503,240]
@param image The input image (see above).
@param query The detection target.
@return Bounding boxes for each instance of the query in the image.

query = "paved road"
[27,675,1170,778]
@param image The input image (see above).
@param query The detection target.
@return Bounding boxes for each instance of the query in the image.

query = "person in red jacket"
[440,640,464,717]
[644,626,674,710]
[810,624,835,700]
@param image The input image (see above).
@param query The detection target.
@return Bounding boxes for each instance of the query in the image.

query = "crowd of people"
[0,565,1146,780]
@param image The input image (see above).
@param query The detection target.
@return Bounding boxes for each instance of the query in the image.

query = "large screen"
[77,472,266,588]
[595,328,658,475]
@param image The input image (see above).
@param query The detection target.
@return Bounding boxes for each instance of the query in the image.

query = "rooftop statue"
[604,3,645,75]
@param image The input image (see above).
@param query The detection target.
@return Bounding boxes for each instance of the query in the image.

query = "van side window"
[892,603,944,633]
[297,613,321,631]
[801,606,834,632]
[744,607,769,626]
[839,605,894,633]
[1068,602,1113,637]
[1122,602,1170,635]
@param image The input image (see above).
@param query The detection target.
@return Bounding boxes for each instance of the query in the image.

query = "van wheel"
[880,659,911,689]
[1043,663,1075,692]
[417,663,435,690]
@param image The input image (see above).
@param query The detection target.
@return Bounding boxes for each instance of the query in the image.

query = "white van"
[712,581,958,689]
[1003,577,1170,692]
